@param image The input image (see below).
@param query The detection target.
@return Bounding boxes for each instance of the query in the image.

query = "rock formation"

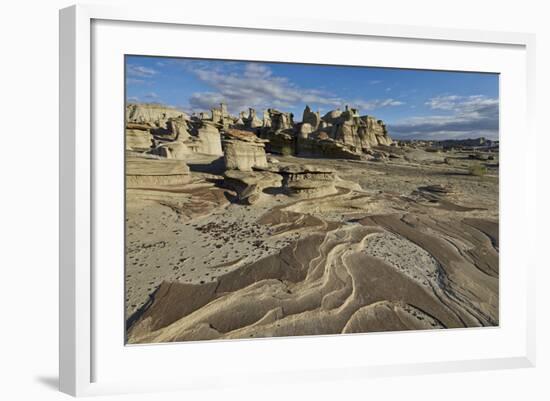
[126,103,224,157]
[302,105,321,130]
[126,103,189,128]
[253,104,393,159]
[223,129,269,171]
[243,108,263,129]
[152,141,192,160]
[126,123,154,152]
[166,117,191,141]
[126,101,393,161]
[278,164,337,198]
[325,105,393,150]
[210,103,233,129]
[267,109,294,131]
[223,170,282,205]
[258,109,296,155]
[195,121,223,156]
[126,157,191,187]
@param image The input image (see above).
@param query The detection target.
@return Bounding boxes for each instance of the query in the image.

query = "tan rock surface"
[223,129,269,171]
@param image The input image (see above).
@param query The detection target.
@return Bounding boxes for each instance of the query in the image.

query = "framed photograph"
[59,4,536,396]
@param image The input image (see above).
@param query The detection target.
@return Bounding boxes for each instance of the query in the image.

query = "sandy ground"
[125,147,499,343]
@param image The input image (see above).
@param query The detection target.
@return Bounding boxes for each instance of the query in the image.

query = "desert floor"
[125,148,499,344]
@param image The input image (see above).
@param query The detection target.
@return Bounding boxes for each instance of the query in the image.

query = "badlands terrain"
[125,103,499,344]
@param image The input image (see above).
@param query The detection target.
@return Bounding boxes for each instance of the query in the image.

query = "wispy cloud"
[181,62,403,116]
[389,94,499,140]
[353,98,405,111]
[144,92,160,99]
[126,78,147,85]
[127,65,158,78]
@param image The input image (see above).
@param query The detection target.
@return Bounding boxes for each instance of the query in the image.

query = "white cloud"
[144,92,160,99]
[182,62,403,116]
[353,98,404,111]
[389,95,499,140]
[127,65,158,78]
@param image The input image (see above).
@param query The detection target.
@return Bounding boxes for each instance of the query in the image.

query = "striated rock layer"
[127,190,498,343]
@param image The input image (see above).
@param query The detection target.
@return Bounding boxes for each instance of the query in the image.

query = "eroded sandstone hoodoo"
[126,103,225,157]
[223,170,282,205]
[278,164,337,198]
[126,123,154,152]
[311,105,393,151]
[126,102,393,160]
[195,121,223,156]
[126,103,189,128]
[223,129,269,171]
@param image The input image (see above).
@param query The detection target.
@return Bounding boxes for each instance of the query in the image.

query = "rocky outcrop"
[296,137,363,160]
[302,105,321,130]
[126,157,191,187]
[126,103,189,128]
[297,105,393,156]
[126,125,154,152]
[267,109,294,131]
[223,170,282,204]
[262,110,272,128]
[254,104,393,159]
[127,102,393,161]
[152,141,192,160]
[331,106,393,149]
[126,103,224,158]
[243,108,263,129]
[257,109,296,155]
[223,129,269,171]
[166,118,191,141]
[195,121,223,156]
[210,103,233,128]
[278,165,337,198]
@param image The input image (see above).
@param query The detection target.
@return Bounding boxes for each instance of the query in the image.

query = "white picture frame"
[59,3,536,397]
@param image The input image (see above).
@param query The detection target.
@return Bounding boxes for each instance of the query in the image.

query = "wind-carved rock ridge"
[127,205,498,343]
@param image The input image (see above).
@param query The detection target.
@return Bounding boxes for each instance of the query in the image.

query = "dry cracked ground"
[125,149,498,344]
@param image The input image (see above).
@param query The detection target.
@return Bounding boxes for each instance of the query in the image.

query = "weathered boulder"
[223,129,269,171]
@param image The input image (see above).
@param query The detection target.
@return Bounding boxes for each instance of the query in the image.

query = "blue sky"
[126,55,499,140]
